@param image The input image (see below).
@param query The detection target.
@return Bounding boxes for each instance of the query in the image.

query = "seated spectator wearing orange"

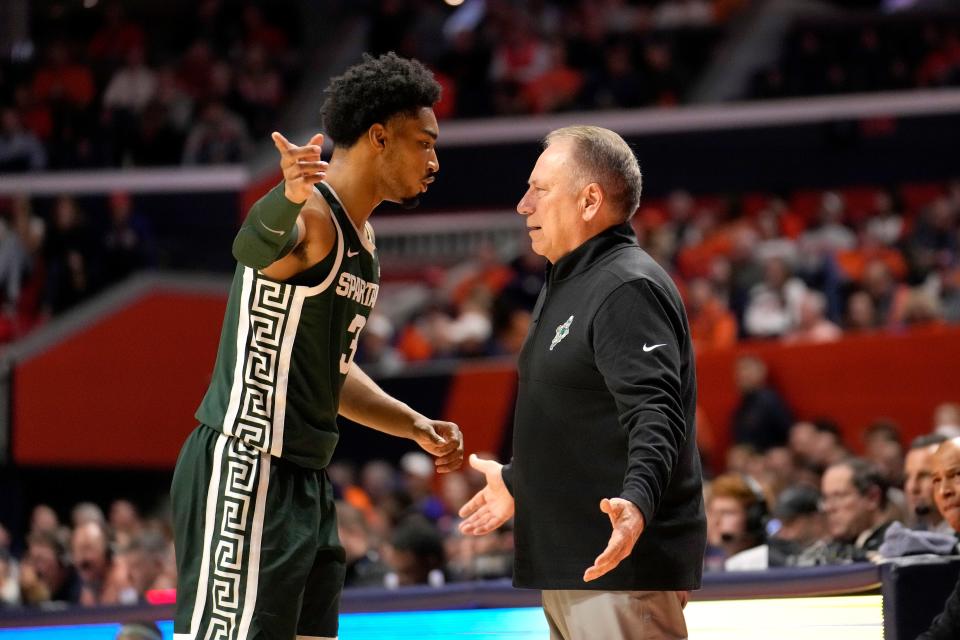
[686,278,737,351]
[31,42,95,108]
[520,41,584,114]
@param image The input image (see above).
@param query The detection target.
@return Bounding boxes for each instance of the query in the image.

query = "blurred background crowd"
[2,396,960,606]
[0,177,956,364]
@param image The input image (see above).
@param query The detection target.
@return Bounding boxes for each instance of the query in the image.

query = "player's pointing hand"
[271,131,328,204]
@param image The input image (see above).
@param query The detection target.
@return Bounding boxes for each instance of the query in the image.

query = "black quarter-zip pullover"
[503,222,706,591]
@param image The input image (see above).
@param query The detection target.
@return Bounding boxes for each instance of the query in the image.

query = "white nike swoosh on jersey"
[643,343,666,352]
[259,220,285,236]
[347,249,359,257]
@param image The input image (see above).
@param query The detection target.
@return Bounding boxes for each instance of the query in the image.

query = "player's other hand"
[458,454,514,536]
[583,497,645,582]
[413,418,463,473]
[271,131,328,204]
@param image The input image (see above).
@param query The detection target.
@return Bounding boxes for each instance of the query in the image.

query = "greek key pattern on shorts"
[228,275,293,452]
[206,438,259,640]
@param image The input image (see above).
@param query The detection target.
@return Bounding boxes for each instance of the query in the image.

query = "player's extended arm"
[232,132,326,269]
[339,362,464,473]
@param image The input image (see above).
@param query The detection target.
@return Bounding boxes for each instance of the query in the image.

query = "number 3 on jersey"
[339,314,367,374]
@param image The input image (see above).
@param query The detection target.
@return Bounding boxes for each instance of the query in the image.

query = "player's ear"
[368,123,387,152]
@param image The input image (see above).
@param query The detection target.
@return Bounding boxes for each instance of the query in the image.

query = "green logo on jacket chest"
[550,315,574,351]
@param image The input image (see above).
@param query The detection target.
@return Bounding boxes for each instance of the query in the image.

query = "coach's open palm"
[583,497,645,582]
[271,131,328,204]
[458,454,515,535]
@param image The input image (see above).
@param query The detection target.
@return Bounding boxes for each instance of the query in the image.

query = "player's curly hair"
[321,52,441,147]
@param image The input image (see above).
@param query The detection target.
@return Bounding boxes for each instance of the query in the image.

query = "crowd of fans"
[708,398,960,572]
[2,398,959,610]
[0,0,301,171]
[0,450,516,610]
[353,179,960,371]
[751,15,960,99]
[368,0,743,119]
[0,176,956,353]
[0,192,154,341]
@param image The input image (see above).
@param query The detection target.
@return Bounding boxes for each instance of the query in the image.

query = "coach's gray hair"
[544,125,642,221]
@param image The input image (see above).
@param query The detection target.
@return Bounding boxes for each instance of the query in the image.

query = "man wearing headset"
[705,474,769,571]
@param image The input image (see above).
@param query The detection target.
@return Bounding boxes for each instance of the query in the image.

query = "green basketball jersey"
[196,183,380,469]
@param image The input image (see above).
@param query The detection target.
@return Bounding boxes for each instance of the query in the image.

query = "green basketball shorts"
[171,424,345,640]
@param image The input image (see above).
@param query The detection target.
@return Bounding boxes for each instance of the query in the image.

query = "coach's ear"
[579,183,603,222]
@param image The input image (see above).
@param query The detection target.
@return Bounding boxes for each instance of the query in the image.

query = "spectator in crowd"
[87,1,146,71]
[0,204,29,320]
[863,419,906,487]
[816,458,895,564]
[845,290,879,332]
[100,192,154,288]
[730,355,793,451]
[181,101,251,164]
[43,195,93,315]
[71,521,135,606]
[803,192,857,254]
[19,530,81,606]
[29,504,62,539]
[788,421,820,464]
[908,197,958,282]
[234,45,284,138]
[102,46,157,116]
[385,517,446,587]
[864,189,904,248]
[0,108,47,172]
[0,547,18,607]
[123,531,174,599]
[861,259,910,328]
[743,256,807,338]
[726,484,827,570]
[934,402,960,438]
[706,474,769,571]
[770,486,827,555]
[336,501,390,588]
[356,313,404,374]
[687,277,738,351]
[905,433,952,532]
[808,419,850,470]
[400,452,446,522]
[917,437,960,639]
[445,525,514,582]
[783,290,842,344]
[72,502,106,528]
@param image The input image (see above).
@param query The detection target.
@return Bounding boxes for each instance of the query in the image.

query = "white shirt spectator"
[103,64,158,113]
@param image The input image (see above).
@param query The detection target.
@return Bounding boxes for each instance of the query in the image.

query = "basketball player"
[171,53,462,640]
